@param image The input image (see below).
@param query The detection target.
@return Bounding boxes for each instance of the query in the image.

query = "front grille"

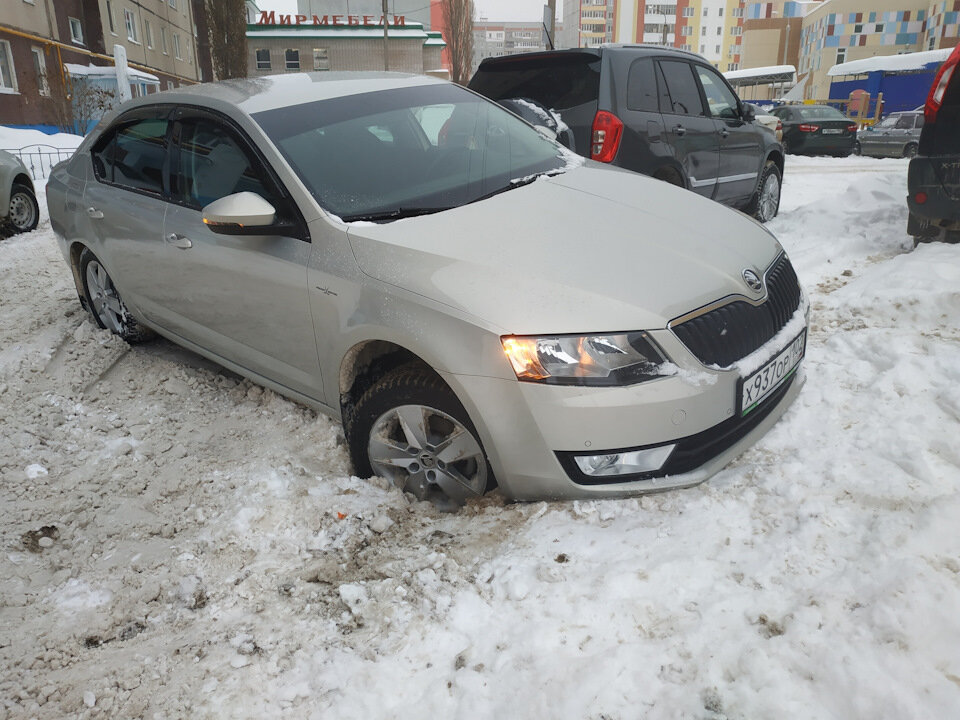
[558,373,797,485]
[672,253,801,368]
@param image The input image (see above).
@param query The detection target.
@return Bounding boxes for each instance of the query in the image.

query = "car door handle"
[165,233,193,249]
[673,125,686,136]
[719,128,730,138]
[86,207,103,219]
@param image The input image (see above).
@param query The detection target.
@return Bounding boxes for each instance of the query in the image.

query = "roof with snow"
[827,48,953,77]
[724,65,796,85]
[64,63,159,83]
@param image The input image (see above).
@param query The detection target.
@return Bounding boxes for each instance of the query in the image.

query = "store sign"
[257,11,406,26]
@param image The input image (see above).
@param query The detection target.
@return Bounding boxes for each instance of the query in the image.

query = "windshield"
[796,106,849,121]
[253,83,572,221]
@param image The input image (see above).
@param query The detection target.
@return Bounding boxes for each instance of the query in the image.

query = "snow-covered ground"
[2,156,959,719]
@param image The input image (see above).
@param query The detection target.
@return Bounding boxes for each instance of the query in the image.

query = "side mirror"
[202,192,276,235]
[534,125,558,141]
[741,104,756,122]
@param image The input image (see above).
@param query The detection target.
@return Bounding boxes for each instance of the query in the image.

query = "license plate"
[822,129,842,134]
[739,330,806,416]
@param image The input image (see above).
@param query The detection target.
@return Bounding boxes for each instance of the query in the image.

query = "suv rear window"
[469,54,601,111]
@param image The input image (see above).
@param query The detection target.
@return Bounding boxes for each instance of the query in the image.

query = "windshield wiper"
[469,169,566,205]
[340,206,452,223]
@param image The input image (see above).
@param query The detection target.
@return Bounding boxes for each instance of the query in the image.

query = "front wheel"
[751,161,782,223]
[6,183,39,234]
[903,143,918,158]
[348,364,493,509]
[79,248,154,343]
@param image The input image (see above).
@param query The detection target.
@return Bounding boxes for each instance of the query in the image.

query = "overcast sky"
[257,0,555,24]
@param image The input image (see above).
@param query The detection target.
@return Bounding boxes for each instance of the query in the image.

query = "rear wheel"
[6,183,39,234]
[854,141,862,155]
[348,363,493,510]
[903,142,918,158]
[79,248,154,343]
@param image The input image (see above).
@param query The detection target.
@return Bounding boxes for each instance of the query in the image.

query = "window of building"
[124,9,140,43]
[715,44,720,53]
[732,7,743,17]
[836,48,846,64]
[875,23,884,33]
[106,0,115,33]
[145,20,153,48]
[0,41,18,92]
[731,26,742,36]
[854,24,863,33]
[313,48,329,71]
[31,47,49,96]
[173,33,182,59]
[161,27,168,54]
[700,43,705,53]
[703,7,707,16]
[716,27,722,35]
[682,7,693,17]
[701,26,706,36]
[718,8,723,16]
[256,48,271,70]
[286,49,300,70]
[69,17,84,45]
[682,26,692,36]
[929,36,937,50]
[169,0,177,8]
[167,80,175,90]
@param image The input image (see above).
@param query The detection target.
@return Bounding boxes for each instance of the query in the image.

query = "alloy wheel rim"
[368,404,486,505]
[85,260,125,334]
[9,192,36,230]
[759,174,780,221]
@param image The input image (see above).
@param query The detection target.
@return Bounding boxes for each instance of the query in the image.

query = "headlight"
[501,332,668,386]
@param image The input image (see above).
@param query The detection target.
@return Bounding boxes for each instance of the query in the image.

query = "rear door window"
[627,57,659,112]
[657,60,705,116]
[93,117,169,195]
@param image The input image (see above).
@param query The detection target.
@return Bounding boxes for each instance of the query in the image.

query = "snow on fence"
[2,144,76,182]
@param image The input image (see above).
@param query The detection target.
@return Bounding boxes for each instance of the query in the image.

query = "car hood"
[346,165,783,334]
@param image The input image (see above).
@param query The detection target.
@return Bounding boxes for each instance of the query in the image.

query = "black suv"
[907,44,960,245]
[469,45,785,222]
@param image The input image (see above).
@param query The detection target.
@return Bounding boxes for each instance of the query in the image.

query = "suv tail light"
[925,44,960,123]
[798,124,820,133]
[591,111,624,163]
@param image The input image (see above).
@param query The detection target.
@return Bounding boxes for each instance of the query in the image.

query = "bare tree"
[52,78,116,134]
[203,0,248,80]
[442,0,475,85]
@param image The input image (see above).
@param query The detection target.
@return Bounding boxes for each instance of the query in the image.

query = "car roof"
[476,43,705,69]
[118,72,443,116]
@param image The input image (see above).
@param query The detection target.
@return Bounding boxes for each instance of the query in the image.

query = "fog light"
[573,444,676,477]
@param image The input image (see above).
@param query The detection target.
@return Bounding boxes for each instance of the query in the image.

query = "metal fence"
[1,144,77,182]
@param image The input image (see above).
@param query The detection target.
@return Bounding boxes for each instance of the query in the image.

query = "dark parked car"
[469,46,785,222]
[769,104,858,156]
[855,111,924,157]
[907,44,960,245]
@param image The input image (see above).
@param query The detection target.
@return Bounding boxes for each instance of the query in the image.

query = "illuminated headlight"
[501,332,668,386]
[573,445,676,477]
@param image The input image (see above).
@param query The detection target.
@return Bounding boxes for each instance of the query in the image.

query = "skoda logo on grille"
[742,268,763,292]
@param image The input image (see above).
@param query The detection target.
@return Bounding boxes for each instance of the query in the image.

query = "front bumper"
[443,327,806,501]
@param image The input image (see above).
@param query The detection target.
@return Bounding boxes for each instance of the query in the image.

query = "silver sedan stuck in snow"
[46,72,807,505]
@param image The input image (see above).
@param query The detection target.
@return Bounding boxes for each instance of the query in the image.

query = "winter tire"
[853,141,862,156]
[79,248,154,343]
[348,363,493,509]
[750,161,782,223]
[7,182,39,234]
[903,143,918,158]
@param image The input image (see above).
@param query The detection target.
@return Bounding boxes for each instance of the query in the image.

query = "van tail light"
[915,191,928,205]
[847,123,858,132]
[925,45,960,123]
[591,111,624,162]
[798,124,820,133]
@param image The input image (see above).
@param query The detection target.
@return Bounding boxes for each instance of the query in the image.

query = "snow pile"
[1,156,959,718]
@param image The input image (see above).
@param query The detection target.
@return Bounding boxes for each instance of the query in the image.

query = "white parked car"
[1,150,39,235]
[46,73,807,506]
